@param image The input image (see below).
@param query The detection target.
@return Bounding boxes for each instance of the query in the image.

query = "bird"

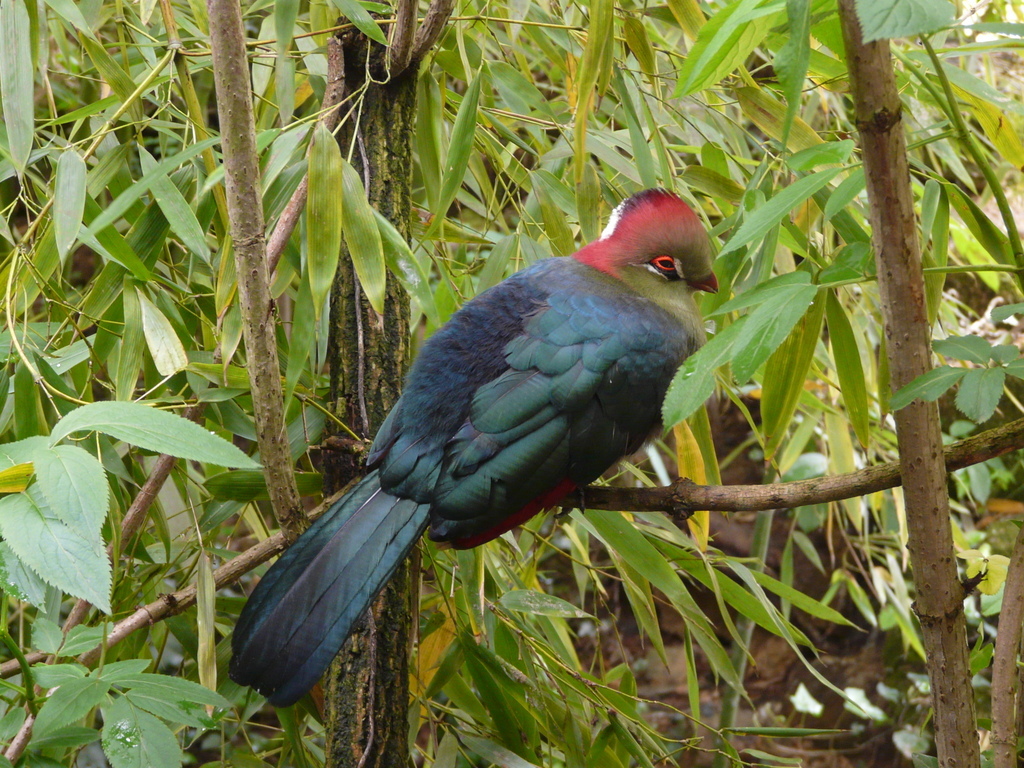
[229,188,718,706]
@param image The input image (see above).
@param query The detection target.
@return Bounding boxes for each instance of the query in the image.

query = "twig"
[3,713,34,763]
[412,0,456,60]
[208,0,304,540]
[387,0,418,75]
[991,522,1024,768]
[267,36,347,275]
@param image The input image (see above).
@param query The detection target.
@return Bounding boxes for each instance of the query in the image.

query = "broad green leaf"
[101,696,183,768]
[720,169,841,255]
[613,69,656,189]
[461,735,542,768]
[749,569,855,626]
[573,0,613,182]
[32,444,109,538]
[855,0,954,43]
[34,676,110,737]
[376,209,441,326]
[327,0,386,44]
[944,182,1012,264]
[51,402,259,469]
[59,625,106,656]
[197,552,217,696]
[675,0,775,97]
[307,122,344,321]
[955,367,1005,423]
[623,16,656,82]
[736,86,824,152]
[825,292,870,446]
[117,673,229,729]
[934,335,993,364]
[0,0,32,173]
[54,150,87,258]
[80,35,137,108]
[340,158,386,314]
[31,617,65,655]
[823,170,865,221]
[0,541,47,606]
[42,0,94,35]
[0,492,111,613]
[890,366,967,410]
[137,290,188,376]
[992,302,1024,324]
[138,149,209,261]
[575,162,603,243]
[499,589,591,618]
[533,175,574,256]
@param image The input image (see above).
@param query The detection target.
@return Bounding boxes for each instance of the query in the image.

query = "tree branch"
[583,417,1024,514]
[411,0,455,60]
[207,0,304,540]
[836,5,980,767]
[992,523,1024,768]
[387,0,418,76]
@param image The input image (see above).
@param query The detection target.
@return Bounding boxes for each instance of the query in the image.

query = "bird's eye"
[648,256,680,279]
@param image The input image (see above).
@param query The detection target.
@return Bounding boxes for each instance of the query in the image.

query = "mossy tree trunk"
[322,27,419,768]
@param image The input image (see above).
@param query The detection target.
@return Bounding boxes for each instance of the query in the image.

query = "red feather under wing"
[449,477,577,550]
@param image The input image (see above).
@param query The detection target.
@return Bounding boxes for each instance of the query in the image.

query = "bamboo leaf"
[340,158,386,314]
[138,148,209,262]
[0,0,33,172]
[137,289,188,376]
[430,73,481,236]
[307,123,344,321]
[327,0,387,44]
[825,291,870,447]
[54,149,87,259]
[674,421,708,550]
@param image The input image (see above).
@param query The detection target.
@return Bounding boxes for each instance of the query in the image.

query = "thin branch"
[411,0,456,60]
[3,713,34,763]
[992,523,1024,768]
[583,417,1024,514]
[387,0,418,75]
[266,36,347,275]
[207,0,304,539]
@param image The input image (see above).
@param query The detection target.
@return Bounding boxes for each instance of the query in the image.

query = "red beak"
[687,272,719,293]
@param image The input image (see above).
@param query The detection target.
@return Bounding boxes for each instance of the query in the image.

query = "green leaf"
[31,445,109,539]
[117,673,230,729]
[662,321,744,426]
[0,0,33,173]
[934,335,992,365]
[327,0,387,43]
[825,292,870,447]
[430,73,482,235]
[41,0,94,36]
[732,281,818,383]
[138,149,209,262]
[0,491,111,613]
[307,122,344,322]
[50,402,259,468]
[955,367,1005,423]
[101,696,183,768]
[137,289,188,376]
[774,0,810,147]
[35,676,110,737]
[674,0,775,97]
[890,366,966,410]
[205,469,322,501]
[499,589,591,618]
[59,625,106,656]
[462,734,542,768]
[375,209,440,327]
[54,149,87,259]
[31,617,65,656]
[786,140,854,171]
[720,169,842,255]
[340,158,387,314]
[992,302,1024,324]
[0,541,47,606]
[855,0,954,43]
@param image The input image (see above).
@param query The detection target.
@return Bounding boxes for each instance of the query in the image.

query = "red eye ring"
[650,255,676,272]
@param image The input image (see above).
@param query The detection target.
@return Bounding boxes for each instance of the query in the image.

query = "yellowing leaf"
[0,462,33,493]
[137,289,188,376]
[674,421,708,551]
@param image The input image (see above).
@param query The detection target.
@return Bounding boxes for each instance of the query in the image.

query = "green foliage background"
[0,0,1022,765]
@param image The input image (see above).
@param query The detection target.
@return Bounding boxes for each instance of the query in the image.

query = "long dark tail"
[229,471,430,706]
